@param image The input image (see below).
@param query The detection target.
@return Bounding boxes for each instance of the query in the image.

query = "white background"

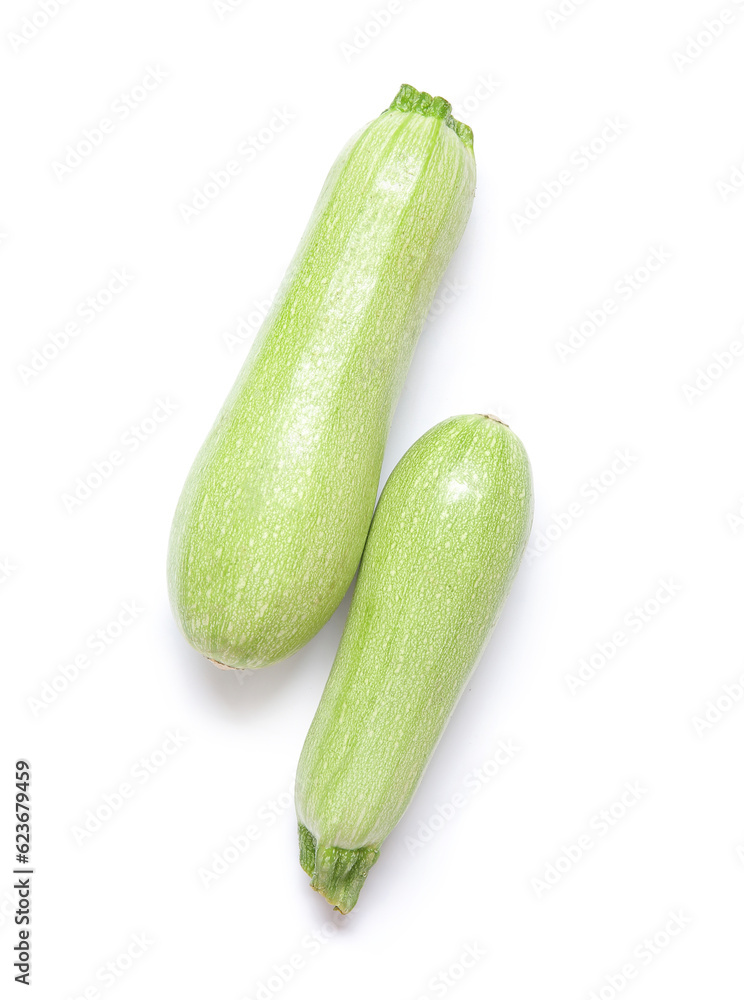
[3,0,744,998]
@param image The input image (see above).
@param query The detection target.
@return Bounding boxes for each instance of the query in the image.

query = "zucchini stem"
[298,824,380,914]
[388,84,474,150]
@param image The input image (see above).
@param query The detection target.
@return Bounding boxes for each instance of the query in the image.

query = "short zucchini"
[295,414,533,912]
[168,85,476,668]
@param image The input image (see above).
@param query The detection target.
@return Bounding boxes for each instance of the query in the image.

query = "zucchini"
[295,414,533,912]
[167,85,476,668]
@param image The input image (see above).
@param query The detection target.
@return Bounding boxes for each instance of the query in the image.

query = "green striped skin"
[167,86,476,669]
[295,415,533,912]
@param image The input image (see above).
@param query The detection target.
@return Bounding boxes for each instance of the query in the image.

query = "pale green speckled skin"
[167,89,476,668]
[295,415,533,911]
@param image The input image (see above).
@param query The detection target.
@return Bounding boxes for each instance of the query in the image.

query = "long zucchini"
[167,85,476,668]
